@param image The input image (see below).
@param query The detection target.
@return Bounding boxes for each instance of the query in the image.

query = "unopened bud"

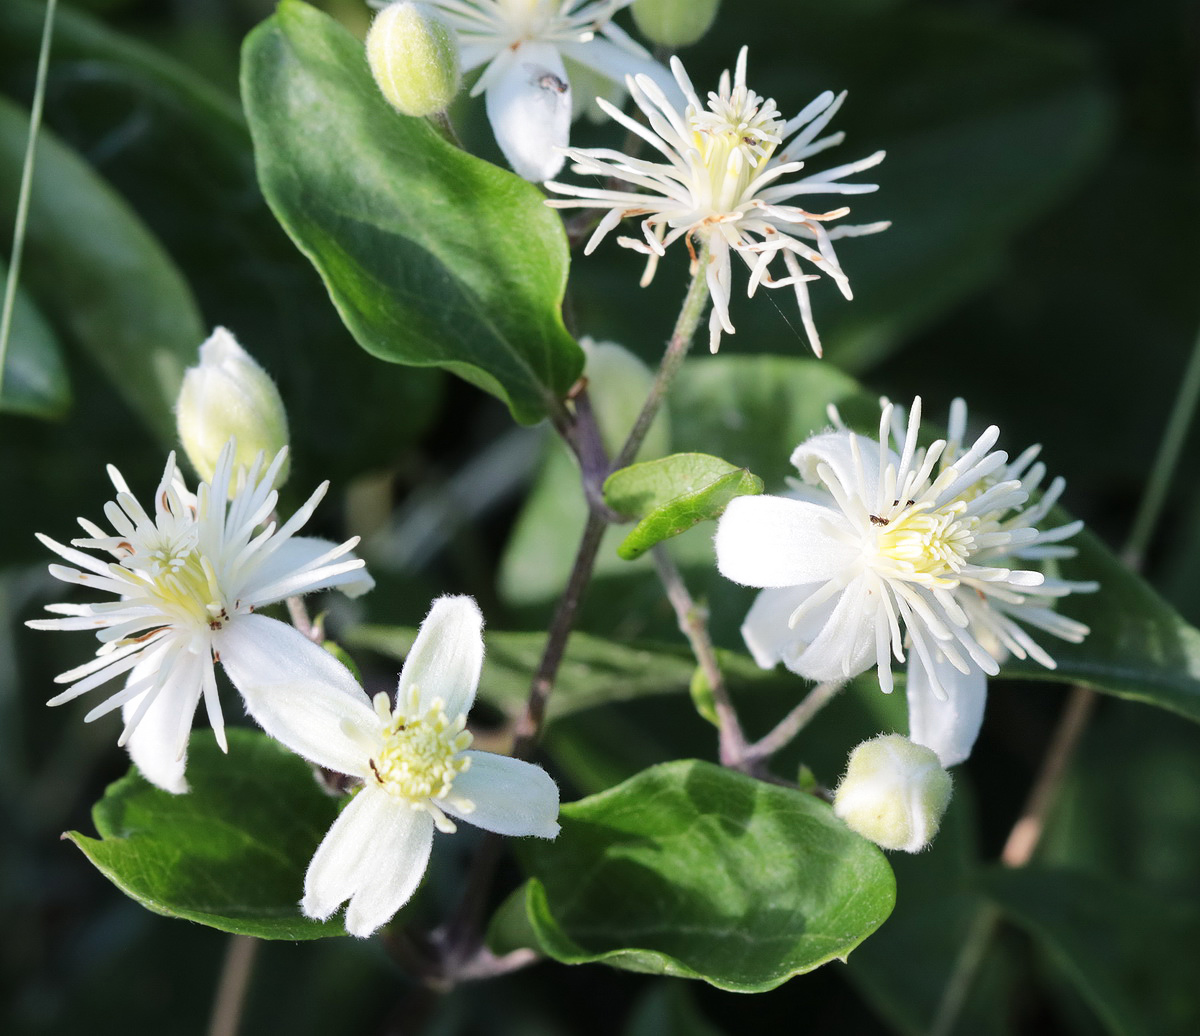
[631,0,721,48]
[176,328,290,486]
[366,2,460,117]
[833,734,952,853]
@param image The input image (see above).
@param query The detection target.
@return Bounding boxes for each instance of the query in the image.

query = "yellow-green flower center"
[873,502,977,586]
[121,537,228,629]
[370,689,473,807]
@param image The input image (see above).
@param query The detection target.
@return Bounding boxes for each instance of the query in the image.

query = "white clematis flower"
[715,397,1095,766]
[242,595,559,937]
[27,442,374,793]
[376,0,670,181]
[545,47,888,354]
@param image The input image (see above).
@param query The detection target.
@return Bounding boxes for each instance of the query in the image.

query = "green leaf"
[982,868,1200,1036]
[66,728,343,940]
[1001,525,1200,725]
[0,260,69,418]
[604,453,763,561]
[0,97,204,440]
[518,759,895,991]
[241,0,583,425]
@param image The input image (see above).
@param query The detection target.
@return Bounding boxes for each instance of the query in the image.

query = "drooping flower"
[715,397,1095,766]
[235,595,559,937]
[27,442,374,793]
[377,0,670,181]
[545,47,888,354]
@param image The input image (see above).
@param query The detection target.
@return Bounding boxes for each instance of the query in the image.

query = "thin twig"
[286,595,323,643]
[207,935,259,1036]
[610,249,711,473]
[650,545,748,768]
[745,680,846,763]
[511,509,608,759]
[0,0,57,405]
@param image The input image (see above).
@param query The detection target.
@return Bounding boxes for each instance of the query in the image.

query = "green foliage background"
[1,0,1198,1033]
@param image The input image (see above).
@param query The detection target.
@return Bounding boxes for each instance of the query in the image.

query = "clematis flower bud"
[366,1,460,118]
[631,0,721,48]
[176,327,290,487]
[833,734,952,853]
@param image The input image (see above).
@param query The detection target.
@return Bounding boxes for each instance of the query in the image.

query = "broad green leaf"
[623,983,727,1036]
[1001,525,1200,724]
[0,261,69,418]
[982,868,1200,1036]
[0,98,204,441]
[241,0,583,425]
[518,759,895,991]
[66,729,343,940]
[604,453,763,560]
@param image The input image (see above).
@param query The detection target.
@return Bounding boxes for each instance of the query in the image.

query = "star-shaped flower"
[28,442,373,792]
[715,397,1095,765]
[238,595,560,937]
[545,47,888,354]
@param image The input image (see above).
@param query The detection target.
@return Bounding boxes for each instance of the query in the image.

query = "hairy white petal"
[397,596,485,717]
[443,751,560,838]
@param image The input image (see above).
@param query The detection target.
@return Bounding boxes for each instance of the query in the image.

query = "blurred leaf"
[0,97,204,440]
[519,760,895,991]
[604,453,763,561]
[242,0,583,425]
[622,982,727,1036]
[1002,526,1200,725]
[688,666,719,728]
[0,261,69,417]
[66,729,343,940]
[983,868,1200,1036]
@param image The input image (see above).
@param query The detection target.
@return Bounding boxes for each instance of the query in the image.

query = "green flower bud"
[631,0,721,49]
[833,734,952,853]
[366,1,460,117]
[176,328,290,487]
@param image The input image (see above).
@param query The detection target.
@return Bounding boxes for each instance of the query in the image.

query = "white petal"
[740,585,818,669]
[715,495,856,589]
[442,752,560,838]
[558,38,679,109]
[398,596,484,717]
[484,41,571,181]
[121,655,205,794]
[790,576,877,682]
[792,430,895,505]
[216,614,377,777]
[248,535,375,601]
[907,653,987,767]
[302,786,434,937]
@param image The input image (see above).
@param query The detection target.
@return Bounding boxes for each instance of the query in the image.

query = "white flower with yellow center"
[545,47,888,354]
[240,596,559,937]
[375,0,669,181]
[27,442,374,793]
[715,397,1095,765]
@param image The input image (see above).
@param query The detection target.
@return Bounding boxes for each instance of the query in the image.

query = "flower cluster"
[716,397,1095,766]
[546,47,888,354]
[31,332,559,937]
